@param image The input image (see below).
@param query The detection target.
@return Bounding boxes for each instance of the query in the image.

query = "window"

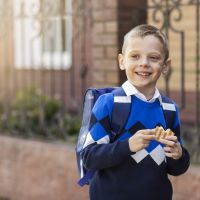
[14,0,72,70]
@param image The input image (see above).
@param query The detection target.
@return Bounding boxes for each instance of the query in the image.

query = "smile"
[136,72,152,77]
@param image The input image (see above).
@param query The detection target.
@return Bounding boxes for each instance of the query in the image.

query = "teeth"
[137,72,150,76]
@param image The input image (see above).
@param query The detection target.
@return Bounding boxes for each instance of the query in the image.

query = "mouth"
[135,72,152,77]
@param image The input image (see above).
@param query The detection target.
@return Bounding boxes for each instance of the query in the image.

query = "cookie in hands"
[153,126,174,142]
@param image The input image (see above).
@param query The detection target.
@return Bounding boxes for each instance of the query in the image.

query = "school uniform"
[81,81,190,200]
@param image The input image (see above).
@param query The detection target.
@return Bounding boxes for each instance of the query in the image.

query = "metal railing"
[0,0,88,140]
[141,0,200,161]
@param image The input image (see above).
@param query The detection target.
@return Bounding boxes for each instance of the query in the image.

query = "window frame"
[14,0,72,70]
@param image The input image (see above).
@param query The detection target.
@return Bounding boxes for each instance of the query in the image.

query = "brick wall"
[0,135,199,200]
[71,0,93,108]
[91,0,119,87]
[91,0,149,87]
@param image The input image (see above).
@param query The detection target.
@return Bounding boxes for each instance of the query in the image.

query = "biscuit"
[153,126,174,142]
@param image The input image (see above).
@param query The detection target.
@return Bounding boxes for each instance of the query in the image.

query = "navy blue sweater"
[81,92,190,200]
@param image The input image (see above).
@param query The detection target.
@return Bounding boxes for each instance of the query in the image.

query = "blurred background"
[0,0,200,199]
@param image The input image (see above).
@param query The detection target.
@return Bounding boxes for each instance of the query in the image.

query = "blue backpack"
[75,87,176,186]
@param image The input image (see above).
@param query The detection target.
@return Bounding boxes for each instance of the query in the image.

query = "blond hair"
[122,24,169,61]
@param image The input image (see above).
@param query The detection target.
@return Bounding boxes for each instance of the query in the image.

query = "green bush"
[0,88,81,141]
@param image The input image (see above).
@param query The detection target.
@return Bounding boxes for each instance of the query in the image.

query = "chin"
[136,83,155,89]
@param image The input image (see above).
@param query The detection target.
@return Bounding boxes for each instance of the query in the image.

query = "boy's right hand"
[128,129,156,152]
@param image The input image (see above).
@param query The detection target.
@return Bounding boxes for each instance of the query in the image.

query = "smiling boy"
[80,24,190,200]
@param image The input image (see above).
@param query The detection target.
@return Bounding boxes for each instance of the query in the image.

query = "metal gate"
[143,0,200,160]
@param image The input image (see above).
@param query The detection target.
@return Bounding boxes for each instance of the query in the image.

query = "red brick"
[93,22,105,33]
[105,70,119,84]
[93,47,105,58]
[93,79,114,87]
[93,59,118,71]
[105,0,118,8]
[93,9,117,21]
[93,70,106,82]
[105,46,118,58]
[93,34,117,46]
[92,0,104,10]
[105,21,118,33]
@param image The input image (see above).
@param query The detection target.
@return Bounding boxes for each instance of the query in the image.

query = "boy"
[80,24,190,200]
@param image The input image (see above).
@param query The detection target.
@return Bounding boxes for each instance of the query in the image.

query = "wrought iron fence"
[0,0,89,141]
[144,0,200,161]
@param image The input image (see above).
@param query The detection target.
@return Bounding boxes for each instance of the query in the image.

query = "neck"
[136,86,155,100]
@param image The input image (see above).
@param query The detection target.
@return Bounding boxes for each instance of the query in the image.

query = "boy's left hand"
[159,136,182,160]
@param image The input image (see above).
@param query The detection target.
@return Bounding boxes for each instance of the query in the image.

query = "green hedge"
[0,88,81,141]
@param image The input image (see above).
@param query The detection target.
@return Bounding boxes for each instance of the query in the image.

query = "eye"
[149,55,160,62]
[131,54,140,60]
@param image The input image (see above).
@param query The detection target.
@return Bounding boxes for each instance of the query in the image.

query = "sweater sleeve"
[166,103,190,176]
[80,93,132,170]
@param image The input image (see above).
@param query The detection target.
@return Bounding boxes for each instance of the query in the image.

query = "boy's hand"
[128,129,156,152]
[160,136,182,160]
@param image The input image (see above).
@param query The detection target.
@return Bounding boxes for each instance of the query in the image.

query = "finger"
[163,146,172,153]
[142,134,156,141]
[141,129,155,135]
[164,144,181,155]
[165,135,178,142]
[165,152,173,158]
[159,138,176,147]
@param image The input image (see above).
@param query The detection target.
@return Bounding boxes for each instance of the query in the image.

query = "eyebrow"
[128,50,162,55]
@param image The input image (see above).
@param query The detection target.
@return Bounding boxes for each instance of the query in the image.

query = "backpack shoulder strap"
[76,89,95,153]
[110,87,132,140]
[160,94,176,129]
[77,87,116,152]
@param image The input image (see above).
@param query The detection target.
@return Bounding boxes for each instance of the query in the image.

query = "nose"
[139,57,149,67]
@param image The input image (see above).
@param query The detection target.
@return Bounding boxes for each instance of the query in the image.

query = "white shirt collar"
[122,80,162,103]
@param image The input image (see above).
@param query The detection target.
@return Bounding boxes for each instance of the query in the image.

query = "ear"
[162,58,171,76]
[118,54,125,70]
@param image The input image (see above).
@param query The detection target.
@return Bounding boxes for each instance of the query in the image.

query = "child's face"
[118,35,171,92]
